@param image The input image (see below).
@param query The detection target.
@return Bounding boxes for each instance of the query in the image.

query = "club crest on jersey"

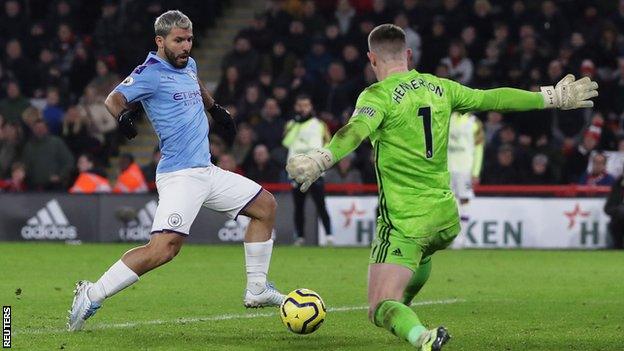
[121,76,134,86]
[186,70,197,81]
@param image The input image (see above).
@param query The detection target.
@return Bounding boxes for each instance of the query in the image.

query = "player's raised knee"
[247,189,276,221]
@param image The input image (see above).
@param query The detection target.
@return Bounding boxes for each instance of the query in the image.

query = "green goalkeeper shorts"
[369,221,460,272]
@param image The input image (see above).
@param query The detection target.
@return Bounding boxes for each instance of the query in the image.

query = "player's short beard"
[164,45,188,68]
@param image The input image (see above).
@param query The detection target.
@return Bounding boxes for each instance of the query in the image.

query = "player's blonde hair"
[154,10,192,37]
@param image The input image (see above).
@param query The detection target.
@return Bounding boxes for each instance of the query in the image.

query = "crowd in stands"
[1,0,624,193]
[211,0,624,188]
[0,0,222,192]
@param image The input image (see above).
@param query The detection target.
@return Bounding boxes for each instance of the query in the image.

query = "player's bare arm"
[104,91,139,139]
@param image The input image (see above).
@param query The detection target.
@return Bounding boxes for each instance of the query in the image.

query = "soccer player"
[447,111,484,248]
[68,10,284,331]
[286,24,598,350]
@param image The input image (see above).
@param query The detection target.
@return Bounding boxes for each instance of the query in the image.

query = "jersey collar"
[147,51,185,71]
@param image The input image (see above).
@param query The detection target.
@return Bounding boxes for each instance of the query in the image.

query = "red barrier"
[260,183,611,197]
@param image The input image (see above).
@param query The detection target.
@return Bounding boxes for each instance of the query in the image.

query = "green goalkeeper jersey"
[327,70,544,237]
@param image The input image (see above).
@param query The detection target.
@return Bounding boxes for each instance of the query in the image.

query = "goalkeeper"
[286,24,598,351]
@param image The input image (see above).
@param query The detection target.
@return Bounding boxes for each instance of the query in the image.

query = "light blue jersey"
[114,52,211,174]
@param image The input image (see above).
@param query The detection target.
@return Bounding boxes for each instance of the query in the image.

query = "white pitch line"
[16,298,465,335]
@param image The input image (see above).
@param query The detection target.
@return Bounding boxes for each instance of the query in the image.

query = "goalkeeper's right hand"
[286,148,334,192]
[540,74,598,110]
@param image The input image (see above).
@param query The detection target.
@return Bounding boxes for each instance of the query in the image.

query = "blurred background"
[0,0,622,248]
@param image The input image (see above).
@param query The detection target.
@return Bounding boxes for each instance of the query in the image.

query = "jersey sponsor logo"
[172,90,201,101]
[21,199,77,240]
[121,76,134,86]
[392,78,444,104]
[118,200,157,241]
[353,106,376,118]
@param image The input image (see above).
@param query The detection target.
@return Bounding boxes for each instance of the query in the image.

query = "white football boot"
[67,281,101,331]
[244,282,285,308]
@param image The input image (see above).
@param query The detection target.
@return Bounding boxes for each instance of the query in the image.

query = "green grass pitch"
[1,243,623,350]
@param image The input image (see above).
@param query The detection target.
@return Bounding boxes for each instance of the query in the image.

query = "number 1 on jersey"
[417,106,433,158]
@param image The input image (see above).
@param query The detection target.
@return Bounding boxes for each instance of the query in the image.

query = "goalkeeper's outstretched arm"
[448,74,598,113]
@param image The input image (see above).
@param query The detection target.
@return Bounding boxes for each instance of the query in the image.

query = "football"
[280,289,326,334]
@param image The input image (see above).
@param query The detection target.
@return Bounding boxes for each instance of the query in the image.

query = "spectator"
[260,40,297,81]
[43,87,65,135]
[78,85,118,158]
[141,147,160,193]
[441,41,474,85]
[237,84,264,125]
[420,17,450,72]
[341,43,365,81]
[245,144,281,183]
[214,66,244,106]
[239,14,272,54]
[54,23,78,74]
[0,161,27,192]
[482,144,521,184]
[284,20,310,57]
[524,154,556,184]
[393,12,421,67]
[317,61,356,120]
[69,153,111,194]
[113,153,147,193]
[35,48,59,96]
[0,121,23,177]
[4,39,35,96]
[231,123,256,167]
[222,36,259,82]
[334,0,357,36]
[0,81,31,124]
[89,59,120,98]
[301,0,326,36]
[21,119,74,190]
[563,131,599,183]
[255,98,285,151]
[283,94,332,245]
[304,39,333,84]
[62,106,100,158]
[578,153,615,186]
[93,1,121,56]
[0,0,28,40]
[604,176,624,249]
[535,1,570,48]
[69,44,95,100]
[325,153,363,184]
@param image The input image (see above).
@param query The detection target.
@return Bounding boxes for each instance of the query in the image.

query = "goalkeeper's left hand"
[286,148,334,192]
[540,74,599,110]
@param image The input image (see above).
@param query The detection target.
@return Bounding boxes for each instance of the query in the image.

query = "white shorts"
[151,165,262,236]
[450,172,474,201]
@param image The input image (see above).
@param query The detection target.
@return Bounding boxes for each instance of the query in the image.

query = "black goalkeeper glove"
[117,109,139,139]
[208,103,236,146]
[207,103,232,125]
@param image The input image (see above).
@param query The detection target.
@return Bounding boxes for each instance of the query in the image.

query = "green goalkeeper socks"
[402,257,432,305]
[373,299,427,347]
